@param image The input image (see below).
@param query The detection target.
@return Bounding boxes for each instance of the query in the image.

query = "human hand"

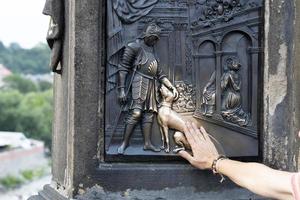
[178,122,219,170]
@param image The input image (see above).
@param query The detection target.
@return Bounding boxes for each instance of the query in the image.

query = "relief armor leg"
[142,112,160,152]
[117,109,142,154]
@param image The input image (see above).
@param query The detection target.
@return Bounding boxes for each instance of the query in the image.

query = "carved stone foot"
[117,143,127,154]
[143,144,161,152]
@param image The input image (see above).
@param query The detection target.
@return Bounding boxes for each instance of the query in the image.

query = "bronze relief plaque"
[105,0,263,160]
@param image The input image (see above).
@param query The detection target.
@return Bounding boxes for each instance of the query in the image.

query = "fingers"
[191,122,206,141]
[200,126,210,141]
[200,126,220,153]
[178,150,194,163]
[185,122,200,145]
[183,123,196,148]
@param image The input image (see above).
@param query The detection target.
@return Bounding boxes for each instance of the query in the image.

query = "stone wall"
[263,0,300,171]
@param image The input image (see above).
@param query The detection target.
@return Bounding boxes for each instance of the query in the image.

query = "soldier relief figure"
[117,23,179,154]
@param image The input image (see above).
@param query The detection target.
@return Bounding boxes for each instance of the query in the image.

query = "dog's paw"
[173,147,185,153]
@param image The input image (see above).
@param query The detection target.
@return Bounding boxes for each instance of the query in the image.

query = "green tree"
[3,74,38,93]
[0,90,22,131]
[0,41,5,51]
[0,41,50,74]
[0,89,53,149]
[17,90,53,148]
[38,80,53,91]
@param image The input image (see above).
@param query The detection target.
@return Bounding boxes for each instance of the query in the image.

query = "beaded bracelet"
[211,155,228,183]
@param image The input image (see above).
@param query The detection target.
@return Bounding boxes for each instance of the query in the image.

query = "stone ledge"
[76,185,266,200]
[29,185,267,200]
[28,185,67,200]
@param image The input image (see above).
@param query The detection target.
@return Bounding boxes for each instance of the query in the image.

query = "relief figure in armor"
[117,23,179,154]
[221,57,250,126]
[200,71,216,117]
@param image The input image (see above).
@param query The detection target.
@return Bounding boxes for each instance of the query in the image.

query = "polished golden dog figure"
[157,85,191,153]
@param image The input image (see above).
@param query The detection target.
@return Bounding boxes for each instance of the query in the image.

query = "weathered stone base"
[30,185,266,200]
[76,186,265,200]
[91,163,253,191]
[29,163,267,200]
[28,185,67,200]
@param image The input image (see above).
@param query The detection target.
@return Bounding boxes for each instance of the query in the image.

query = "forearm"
[217,159,293,200]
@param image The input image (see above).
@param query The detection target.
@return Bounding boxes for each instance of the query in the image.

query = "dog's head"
[160,85,175,103]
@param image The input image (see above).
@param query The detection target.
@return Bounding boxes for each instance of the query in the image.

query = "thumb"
[178,150,193,162]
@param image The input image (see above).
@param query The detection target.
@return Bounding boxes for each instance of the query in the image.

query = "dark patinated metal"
[106,0,263,159]
[116,23,179,154]
[200,72,216,117]
[221,57,250,126]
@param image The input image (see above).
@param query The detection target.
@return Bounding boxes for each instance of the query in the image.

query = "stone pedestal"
[30,0,300,199]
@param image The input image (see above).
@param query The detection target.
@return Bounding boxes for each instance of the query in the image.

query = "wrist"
[211,155,228,174]
[208,156,218,170]
[216,157,229,174]
[211,155,228,183]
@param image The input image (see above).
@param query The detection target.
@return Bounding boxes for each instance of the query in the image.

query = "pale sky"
[0,0,49,49]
